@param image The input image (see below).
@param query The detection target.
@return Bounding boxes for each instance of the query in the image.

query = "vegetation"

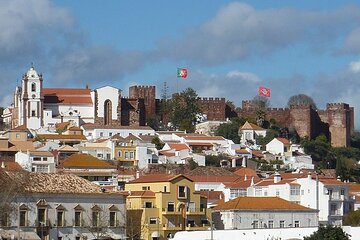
[205,154,230,167]
[343,210,360,226]
[151,137,165,150]
[170,87,202,132]
[303,225,350,240]
[287,94,317,109]
[187,158,199,170]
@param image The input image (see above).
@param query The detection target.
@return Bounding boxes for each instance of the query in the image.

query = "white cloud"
[349,60,360,73]
[226,70,261,83]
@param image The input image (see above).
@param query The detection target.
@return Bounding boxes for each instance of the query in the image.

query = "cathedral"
[6,66,156,130]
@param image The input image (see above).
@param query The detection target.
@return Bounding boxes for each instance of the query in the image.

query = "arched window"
[31,83,36,92]
[104,99,112,125]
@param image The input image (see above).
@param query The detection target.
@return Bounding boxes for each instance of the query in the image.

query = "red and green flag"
[177,68,188,78]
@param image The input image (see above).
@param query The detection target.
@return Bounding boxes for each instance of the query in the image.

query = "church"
[5,66,156,130]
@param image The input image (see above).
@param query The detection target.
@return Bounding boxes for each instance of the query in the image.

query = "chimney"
[1,162,5,169]
[250,176,254,186]
[274,172,281,183]
[136,170,140,179]
[244,174,247,181]
[307,173,312,180]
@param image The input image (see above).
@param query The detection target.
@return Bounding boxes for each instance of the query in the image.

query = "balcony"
[162,208,181,215]
[162,223,183,231]
[185,223,210,231]
[186,208,206,215]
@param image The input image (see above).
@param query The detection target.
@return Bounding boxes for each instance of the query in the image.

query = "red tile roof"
[37,134,87,141]
[241,121,264,130]
[60,154,116,169]
[126,190,156,197]
[167,143,191,151]
[183,135,225,141]
[235,149,250,154]
[214,197,317,211]
[276,137,291,145]
[234,167,258,178]
[43,88,92,105]
[187,175,240,183]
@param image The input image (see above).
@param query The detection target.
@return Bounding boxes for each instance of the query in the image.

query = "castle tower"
[129,86,156,120]
[20,66,44,129]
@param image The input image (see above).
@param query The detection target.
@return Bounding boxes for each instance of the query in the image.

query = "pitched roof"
[60,154,116,169]
[213,197,317,212]
[11,125,28,131]
[0,140,35,152]
[187,166,236,177]
[276,137,291,145]
[128,174,193,184]
[167,143,191,151]
[4,171,104,194]
[43,88,93,105]
[234,167,259,178]
[126,190,156,197]
[241,121,264,130]
[57,145,79,152]
[0,161,23,171]
[55,121,70,129]
[235,149,250,154]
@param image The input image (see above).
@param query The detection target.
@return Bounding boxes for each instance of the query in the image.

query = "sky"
[2,0,360,128]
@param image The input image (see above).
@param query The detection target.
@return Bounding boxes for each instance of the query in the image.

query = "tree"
[187,158,199,170]
[126,209,147,240]
[215,119,241,144]
[252,95,270,127]
[170,88,202,132]
[287,94,317,109]
[303,225,350,240]
[343,210,360,226]
[205,154,230,167]
[151,137,165,150]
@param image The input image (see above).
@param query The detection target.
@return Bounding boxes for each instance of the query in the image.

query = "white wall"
[94,86,120,120]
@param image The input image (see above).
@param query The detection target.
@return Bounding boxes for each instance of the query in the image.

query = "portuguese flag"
[177,68,188,78]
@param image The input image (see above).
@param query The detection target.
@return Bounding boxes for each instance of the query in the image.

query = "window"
[109,212,116,227]
[290,186,300,195]
[130,151,134,159]
[118,151,122,157]
[109,132,113,137]
[43,157,47,161]
[142,186,150,190]
[341,188,345,195]
[164,186,167,192]
[178,186,187,199]
[33,157,41,161]
[187,202,195,213]
[268,220,274,229]
[37,208,46,225]
[57,211,64,226]
[97,153,103,158]
[125,152,129,159]
[31,83,36,92]
[276,189,280,197]
[74,211,82,227]
[167,202,175,212]
[294,220,300,227]
[0,213,9,227]
[16,133,20,139]
[279,220,285,228]
[145,202,152,208]
[31,110,36,117]
[92,211,100,227]
[149,217,157,224]
[36,165,49,173]
[20,210,27,226]
[187,219,195,227]
[100,132,103,137]
[252,220,259,229]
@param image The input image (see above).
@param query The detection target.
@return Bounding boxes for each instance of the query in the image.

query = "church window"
[31,83,36,92]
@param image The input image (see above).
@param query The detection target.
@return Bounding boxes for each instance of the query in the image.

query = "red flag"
[177,68,188,78]
[258,86,271,97]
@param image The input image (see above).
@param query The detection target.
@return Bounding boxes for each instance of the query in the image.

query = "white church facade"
[5,66,150,130]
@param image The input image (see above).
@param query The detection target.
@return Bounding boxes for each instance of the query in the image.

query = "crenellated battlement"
[198,97,225,102]
[326,103,350,110]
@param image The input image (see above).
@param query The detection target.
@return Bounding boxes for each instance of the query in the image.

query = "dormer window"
[31,83,36,92]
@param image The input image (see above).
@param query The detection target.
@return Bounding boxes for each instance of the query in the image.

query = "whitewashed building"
[212,196,318,230]
[15,150,55,173]
[81,124,155,140]
[239,121,266,146]
[1,171,126,240]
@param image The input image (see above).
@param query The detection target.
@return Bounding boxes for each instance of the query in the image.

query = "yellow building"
[125,174,210,240]
[115,134,139,166]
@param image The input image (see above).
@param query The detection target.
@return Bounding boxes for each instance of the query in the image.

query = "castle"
[3,66,354,148]
[238,100,354,147]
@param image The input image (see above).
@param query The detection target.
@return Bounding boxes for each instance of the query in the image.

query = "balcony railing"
[161,207,206,215]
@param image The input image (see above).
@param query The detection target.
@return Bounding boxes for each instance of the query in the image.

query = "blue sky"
[2,0,360,128]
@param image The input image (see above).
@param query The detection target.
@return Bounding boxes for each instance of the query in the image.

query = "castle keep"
[238,101,354,147]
